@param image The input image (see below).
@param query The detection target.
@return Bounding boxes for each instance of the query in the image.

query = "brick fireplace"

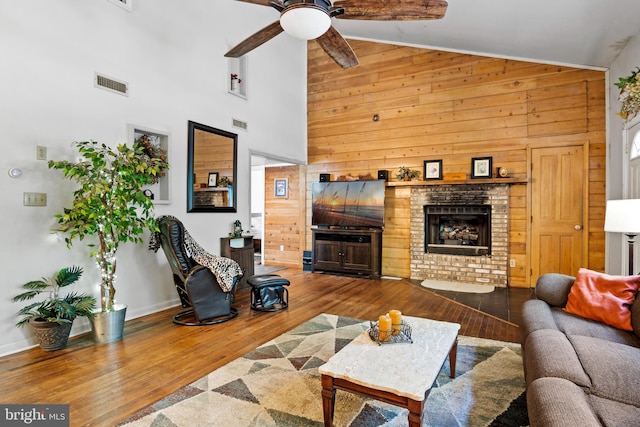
[410,184,509,287]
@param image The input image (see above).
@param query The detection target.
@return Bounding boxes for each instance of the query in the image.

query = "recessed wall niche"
[127,124,170,204]
[227,56,247,98]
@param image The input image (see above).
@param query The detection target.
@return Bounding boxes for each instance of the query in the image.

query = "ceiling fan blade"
[225,21,284,57]
[333,0,447,20]
[315,26,359,69]
[235,0,283,7]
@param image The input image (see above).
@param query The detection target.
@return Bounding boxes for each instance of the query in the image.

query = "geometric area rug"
[119,313,528,427]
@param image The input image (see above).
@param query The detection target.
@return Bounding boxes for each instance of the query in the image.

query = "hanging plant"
[615,67,640,121]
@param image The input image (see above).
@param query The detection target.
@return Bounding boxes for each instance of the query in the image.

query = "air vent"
[95,73,129,96]
[232,119,248,131]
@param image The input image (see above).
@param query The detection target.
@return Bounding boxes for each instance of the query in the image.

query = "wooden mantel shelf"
[385,177,528,187]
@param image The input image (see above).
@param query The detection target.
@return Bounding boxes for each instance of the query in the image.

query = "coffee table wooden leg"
[321,374,336,427]
[407,395,426,427]
[449,338,458,378]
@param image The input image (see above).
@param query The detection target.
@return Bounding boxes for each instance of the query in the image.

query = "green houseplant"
[48,139,168,342]
[615,67,640,121]
[13,266,96,351]
[396,166,420,181]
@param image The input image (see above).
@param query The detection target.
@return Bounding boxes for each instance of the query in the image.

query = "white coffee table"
[319,316,460,427]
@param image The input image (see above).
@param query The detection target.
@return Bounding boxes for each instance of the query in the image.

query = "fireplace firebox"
[424,205,491,256]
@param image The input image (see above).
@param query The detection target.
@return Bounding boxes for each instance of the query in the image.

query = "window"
[631,129,640,160]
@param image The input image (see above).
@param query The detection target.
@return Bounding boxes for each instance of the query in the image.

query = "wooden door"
[531,146,585,283]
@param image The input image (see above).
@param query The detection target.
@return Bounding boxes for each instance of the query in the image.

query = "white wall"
[607,34,640,274]
[251,167,266,215]
[0,0,307,355]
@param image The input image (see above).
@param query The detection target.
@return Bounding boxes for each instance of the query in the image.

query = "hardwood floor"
[0,269,522,427]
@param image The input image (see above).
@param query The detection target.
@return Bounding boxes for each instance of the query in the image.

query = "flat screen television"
[311,180,385,228]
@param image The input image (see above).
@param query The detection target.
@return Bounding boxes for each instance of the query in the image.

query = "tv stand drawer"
[313,233,372,244]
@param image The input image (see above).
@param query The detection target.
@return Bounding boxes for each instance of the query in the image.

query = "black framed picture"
[423,159,443,180]
[274,178,288,197]
[208,172,219,187]
[471,157,492,179]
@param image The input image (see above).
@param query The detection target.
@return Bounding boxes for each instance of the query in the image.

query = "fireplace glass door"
[424,205,491,256]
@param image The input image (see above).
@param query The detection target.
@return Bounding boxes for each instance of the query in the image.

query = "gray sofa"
[520,273,640,426]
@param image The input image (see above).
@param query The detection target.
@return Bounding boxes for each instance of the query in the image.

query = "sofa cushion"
[632,296,640,339]
[550,307,640,348]
[535,273,576,307]
[564,268,640,331]
[569,335,640,407]
[589,394,640,427]
[526,377,601,427]
[520,299,560,345]
[524,329,591,388]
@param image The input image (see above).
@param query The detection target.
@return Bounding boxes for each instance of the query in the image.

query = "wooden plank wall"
[193,130,234,186]
[264,165,306,267]
[305,40,606,287]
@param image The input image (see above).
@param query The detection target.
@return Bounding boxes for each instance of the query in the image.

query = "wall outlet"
[36,146,47,160]
[509,259,516,267]
[24,192,47,206]
[280,245,284,251]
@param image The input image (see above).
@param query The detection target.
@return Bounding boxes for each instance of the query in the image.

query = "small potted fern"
[13,266,96,351]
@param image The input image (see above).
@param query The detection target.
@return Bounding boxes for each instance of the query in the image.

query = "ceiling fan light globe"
[280,7,331,40]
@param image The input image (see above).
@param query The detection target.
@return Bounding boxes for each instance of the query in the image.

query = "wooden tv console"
[311,228,382,278]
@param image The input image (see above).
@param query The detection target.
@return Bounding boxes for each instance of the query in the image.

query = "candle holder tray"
[368,320,413,345]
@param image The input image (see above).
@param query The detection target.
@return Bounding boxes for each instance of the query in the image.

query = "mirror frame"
[187,120,238,213]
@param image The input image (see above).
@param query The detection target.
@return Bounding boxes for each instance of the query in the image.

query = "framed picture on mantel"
[423,159,443,180]
[471,157,492,179]
[208,172,219,187]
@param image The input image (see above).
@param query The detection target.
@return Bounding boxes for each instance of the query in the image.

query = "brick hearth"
[410,184,509,287]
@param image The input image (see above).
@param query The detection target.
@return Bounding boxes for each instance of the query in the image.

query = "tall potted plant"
[48,138,168,343]
[13,266,96,351]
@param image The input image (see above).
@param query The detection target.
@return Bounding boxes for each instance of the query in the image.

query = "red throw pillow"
[564,268,640,331]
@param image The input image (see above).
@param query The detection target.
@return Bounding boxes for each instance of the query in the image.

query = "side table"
[220,236,254,291]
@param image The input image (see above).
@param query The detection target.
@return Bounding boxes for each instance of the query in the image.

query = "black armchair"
[153,216,240,325]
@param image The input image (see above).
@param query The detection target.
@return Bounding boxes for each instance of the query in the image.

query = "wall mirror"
[187,120,238,212]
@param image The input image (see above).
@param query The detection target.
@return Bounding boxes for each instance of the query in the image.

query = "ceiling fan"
[225,0,448,69]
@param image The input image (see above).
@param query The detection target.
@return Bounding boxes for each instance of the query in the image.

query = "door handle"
[574,225,582,231]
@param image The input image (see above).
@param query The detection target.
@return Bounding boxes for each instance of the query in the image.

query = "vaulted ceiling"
[336,0,640,68]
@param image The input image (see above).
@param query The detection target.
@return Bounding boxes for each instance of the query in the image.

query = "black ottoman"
[247,274,290,312]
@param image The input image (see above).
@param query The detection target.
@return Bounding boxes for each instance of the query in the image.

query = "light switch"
[24,192,47,206]
[36,146,47,160]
